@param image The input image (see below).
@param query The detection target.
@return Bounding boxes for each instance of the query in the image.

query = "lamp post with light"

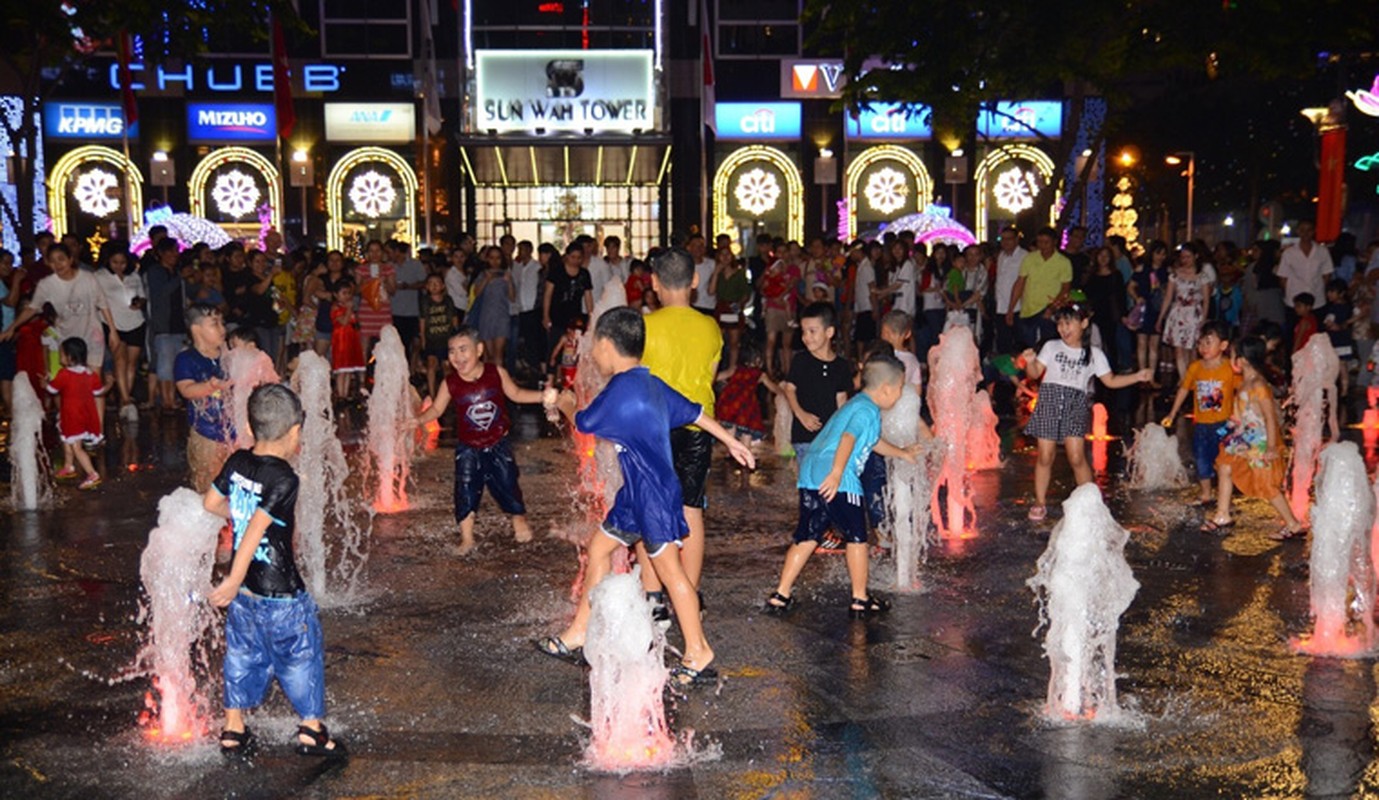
[1165,152,1196,243]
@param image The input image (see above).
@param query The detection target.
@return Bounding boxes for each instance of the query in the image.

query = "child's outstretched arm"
[1020,348,1045,379]
[759,372,783,396]
[207,509,272,607]
[498,366,543,405]
[1101,368,1154,389]
[1163,384,1191,426]
[693,412,756,469]
[817,433,855,501]
[714,365,736,383]
[415,381,453,425]
[873,438,922,462]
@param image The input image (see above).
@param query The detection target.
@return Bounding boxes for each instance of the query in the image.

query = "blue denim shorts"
[1192,423,1227,480]
[223,590,326,720]
[794,488,868,545]
[454,438,526,522]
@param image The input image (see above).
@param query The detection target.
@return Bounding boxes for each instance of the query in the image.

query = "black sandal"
[534,635,587,666]
[219,727,256,758]
[849,596,891,619]
[763,592,794,615]
[669,663,720,688]
[296,723,347,758]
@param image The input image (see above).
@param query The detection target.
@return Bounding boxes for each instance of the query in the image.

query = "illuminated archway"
[47,145,145,238]
[188,147,282,233]
[326,147,419,251]
[712,145,803,245]
[974,144,1059,241]
[844,145,934,237]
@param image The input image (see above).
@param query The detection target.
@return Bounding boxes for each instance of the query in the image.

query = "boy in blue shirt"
[538,307,754,686]
[765,353,917,617]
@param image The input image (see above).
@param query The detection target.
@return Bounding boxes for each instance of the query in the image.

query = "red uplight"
[538,1,564,12]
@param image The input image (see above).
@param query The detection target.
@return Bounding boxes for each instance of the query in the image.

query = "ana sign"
[187,103,276,143]
[473,49,655,133]
[978,101,1063,139]
[44,102,138,139]
[325,102,416,143]
[714,103,801,140]
[845,103,931,140]
[109,61,344,94]
[780,59,847,99]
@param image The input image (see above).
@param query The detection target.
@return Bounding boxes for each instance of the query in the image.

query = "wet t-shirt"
[446,362,510,449]
[786,351,854,443]
[212,450,304,596]
[174,348,233,442]
[798,392,881,496]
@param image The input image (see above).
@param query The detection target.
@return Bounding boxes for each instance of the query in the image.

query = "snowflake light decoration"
[349,170,397,218]
[993,166,1040,214]
[734,168,781,216]
[863,167,909,214]
[211,170,261,219]
[73,168,119,217]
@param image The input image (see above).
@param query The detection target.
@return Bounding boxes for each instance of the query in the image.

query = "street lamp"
[1165,152,1196,243]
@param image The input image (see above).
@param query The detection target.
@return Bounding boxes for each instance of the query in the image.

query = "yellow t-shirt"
[642,306,723,422]
[1180,359,1238,425]
[1017,250,1073,318]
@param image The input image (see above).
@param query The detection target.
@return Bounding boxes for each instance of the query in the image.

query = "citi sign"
[44,103,138,139]
[186,103,276,142]
[714,102,801,140]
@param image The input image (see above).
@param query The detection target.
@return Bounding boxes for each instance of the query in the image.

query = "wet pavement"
[4,396,1379,799]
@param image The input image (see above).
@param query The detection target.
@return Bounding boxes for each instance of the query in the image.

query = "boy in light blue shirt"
[764,353,917,618]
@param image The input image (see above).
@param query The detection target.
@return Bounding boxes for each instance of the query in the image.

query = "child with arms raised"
[1161,321,1238,511]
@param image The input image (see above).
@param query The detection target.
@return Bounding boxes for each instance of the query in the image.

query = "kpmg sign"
[325,103,416,143]
[473,49,655,133]
[187,103,276,142]
[845,103,931,140]
[44,102,138,139]
[714,103,801,141]
[978,101,1063,139]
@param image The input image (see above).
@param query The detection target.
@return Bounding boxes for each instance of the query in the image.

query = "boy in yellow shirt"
[1162,322,1238,513]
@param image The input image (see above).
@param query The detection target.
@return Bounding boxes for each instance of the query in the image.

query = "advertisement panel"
[845,103,931,140]
[44,102,138,139]
[187,103,276,142]
[978,101,1063,139]
[779,59,847,99]
[325,102,416,142]
[714,103,802,141]
[473,49,655,133]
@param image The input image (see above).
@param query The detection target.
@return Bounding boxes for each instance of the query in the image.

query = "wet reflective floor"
[4,396,1379,799]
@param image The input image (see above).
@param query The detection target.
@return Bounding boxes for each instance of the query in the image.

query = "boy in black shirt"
[783,302,854,463]
[205,384,346,760]
[1318,278,1357,394]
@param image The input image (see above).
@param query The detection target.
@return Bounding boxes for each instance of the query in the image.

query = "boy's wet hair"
[248,383,304,442]
[651,247,695,290]
[862,353,905,389]
[1199,320,1230,342]
[1294,292,1315,309]
[594,306,645,358]
[185,302,222,328]
[228,326,259,349]
[800,301,836,330]
[60,336,87,365]
[448,326,482,346]
[880,309,912,335]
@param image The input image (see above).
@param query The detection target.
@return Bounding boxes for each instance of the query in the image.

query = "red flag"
[271,14,296,139]
[701,1,715,134]
[116,31,138,127]
[1316,127,1346,241]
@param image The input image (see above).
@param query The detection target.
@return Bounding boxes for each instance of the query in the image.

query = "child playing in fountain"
[715,343,782,446]
[330,280,364,399]
[205,383,346,760]
[420,274,459,400]
[176,303,236,561]
[1292,293,1320,354]
[549,315,586,390]
[1020,301,1152,521]
[1204,336,1308,540]
[879,310,923,389]
[785,302,855,463]
[1161,321,1238,512]
[763,353,918,617]
[414,327,545,555]
[47,337,111,490]
[538,307,754,686]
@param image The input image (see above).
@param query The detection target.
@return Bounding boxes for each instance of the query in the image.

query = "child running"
[538,307,754,685]
[414,327,544,555]
[1162,322,1237,507]
[205,384,346,760]
[764,353,917,616]
[1021,302,1151,520]
[1205,335,1308,539]
[47,337,111,489]
[715,343,781,447]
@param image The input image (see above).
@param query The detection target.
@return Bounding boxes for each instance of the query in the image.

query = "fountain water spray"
[8,377,52,510]
[222,346,279,449]
[367,325,412,513]
[1124,424,1189,490]
[881,384,939,591]
[966,389,1003,470]
[927,326,985,538]
[1295,442,1376,656]
[1290,334,1339,521]
[1027,484,1139,722]
[136,488,224,744]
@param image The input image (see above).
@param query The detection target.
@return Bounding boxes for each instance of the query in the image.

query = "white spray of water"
[1297,442,1376,655]
[582,568,678,772]
[966,388,1003,470]
[773,393,794,458]
[927,326,985,537]
[136,488,224,743]
[292,351,369,604]
[1027,484,1140,722]
[881,384,938,591]
[1291,334,1339,521]
[367,325,412,513]
[221,346,279,449]
[8,377,52,510]
[1125,424,1190,490]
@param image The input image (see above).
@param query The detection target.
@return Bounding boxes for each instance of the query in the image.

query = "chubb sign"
[473,50,655,133]
[44,102,139,139]
[186,103,276,142]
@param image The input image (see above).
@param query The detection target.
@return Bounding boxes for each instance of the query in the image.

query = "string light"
[863,167,909,214]
[188,147,282,233]
[843,145,933,236]
[325,147,419,251]
[973,144,1059,241]
[733,168,781,215]
[711,145,802,243]
[48,145,145,237]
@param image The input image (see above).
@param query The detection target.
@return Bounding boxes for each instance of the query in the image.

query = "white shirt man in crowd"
[687,233,716,314]
[1277,220,1335,312]
[513,239,545,370]
[587,235,629,305]
[993,226,1028,353]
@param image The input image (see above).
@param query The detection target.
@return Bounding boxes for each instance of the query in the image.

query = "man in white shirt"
[687,233,716,314]
[993,226,1028,353]
[851,245,877,358]
[1277,221,1335,329]
[586,235,629,305]
[513,239,545,372]
[443,247,470,318]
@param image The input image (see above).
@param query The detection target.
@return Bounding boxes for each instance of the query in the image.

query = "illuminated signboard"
[714,103,801,141]
[978,101,1063,139]
[780,59,847,99]
[108,61,344,94]
[324,103,416,143]
[845,103,931,140]
[473,49,655,133]
[44,102,138,139]
[1348,76,1379,118]
[186,103,276,143]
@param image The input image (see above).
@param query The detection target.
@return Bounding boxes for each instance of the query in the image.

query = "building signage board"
[108,61,345,95]
[186,103,277,142]
[780,59,847,98]
[473,49,655,133]
[845,103,931,139]
[44,102,138,139]
[325,102,416,142]
[714,102,802,140]
[978,101,1063,139]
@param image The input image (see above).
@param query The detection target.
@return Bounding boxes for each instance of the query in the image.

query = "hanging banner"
[1316,127,1346,242]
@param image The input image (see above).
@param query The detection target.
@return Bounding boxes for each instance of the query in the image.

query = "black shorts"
[670,426,713,509]
[453,439,526,521]
[854,311,876,344]
[793,488,868,545]
[118,324,147,348]
[393,315,420,346]
[423,339,449,362]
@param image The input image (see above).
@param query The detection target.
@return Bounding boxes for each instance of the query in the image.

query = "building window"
[715,0,800,59]
[320,0,412,58]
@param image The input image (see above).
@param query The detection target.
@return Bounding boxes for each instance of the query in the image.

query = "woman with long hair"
[93,240,145,418]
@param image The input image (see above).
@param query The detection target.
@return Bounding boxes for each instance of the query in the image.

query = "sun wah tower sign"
[472,50,656,134]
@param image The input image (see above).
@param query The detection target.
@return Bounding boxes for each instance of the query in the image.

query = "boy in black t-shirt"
[1318,278,1357,394]
[783,302,854,463]
[205,384,346,760]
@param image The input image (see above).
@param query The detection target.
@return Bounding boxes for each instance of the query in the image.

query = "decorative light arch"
[844,145,934,237]
[188,147,282,231]
[712,145,803,244]
[325,147,419,250]
[974,144,1059,241]
[47,145,145,238]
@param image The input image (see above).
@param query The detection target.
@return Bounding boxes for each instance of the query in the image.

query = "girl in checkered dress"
[1020,302,1153,522]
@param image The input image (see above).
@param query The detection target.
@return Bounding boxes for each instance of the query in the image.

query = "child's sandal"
[295,723,347,758]
[848,595,891,619]
[763,591,794,615]
[219,727,257,758]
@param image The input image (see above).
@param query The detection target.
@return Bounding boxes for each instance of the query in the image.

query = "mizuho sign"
[472,50,655,134]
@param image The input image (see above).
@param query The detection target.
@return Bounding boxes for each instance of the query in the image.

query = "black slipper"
[534,635,587,666]
[219,727,257,758]
[670,663,719,688]
[762,591,795,615]
[295,724,348,758]
[848,595,892,619]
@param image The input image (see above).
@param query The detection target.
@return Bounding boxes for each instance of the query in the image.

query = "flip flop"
[1200,518,1236,533]
[669,663,719,688]
[1027,505,1047,522]
[534,635,587,666]
[1270,525,1308,542]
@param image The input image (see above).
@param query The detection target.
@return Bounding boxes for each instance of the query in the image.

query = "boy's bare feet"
[453,538,477,557]
[513,516,533,543]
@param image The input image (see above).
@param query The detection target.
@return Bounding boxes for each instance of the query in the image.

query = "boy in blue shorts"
[205,384,346,759]
[537,307,754,685]
[764,353,917,617]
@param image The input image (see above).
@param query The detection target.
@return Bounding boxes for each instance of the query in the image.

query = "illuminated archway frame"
[188,147,282,231]
[712,146,803,244]
[844,145,935,237]
[48,145,145,238]
[325,147,419,250]
[973,144,1060,242]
